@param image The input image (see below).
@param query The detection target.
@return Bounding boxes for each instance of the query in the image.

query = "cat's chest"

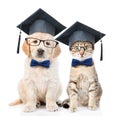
[70,65,98,91]
[77,75,90,94]
[70,65,97,79]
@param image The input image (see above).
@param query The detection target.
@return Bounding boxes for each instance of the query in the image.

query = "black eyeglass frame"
[25,37,59,48]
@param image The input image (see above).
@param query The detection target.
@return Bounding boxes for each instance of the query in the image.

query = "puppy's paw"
[69,106,77,112]
[46,104,58,112]
[88,104,97,110]
[23,104,36,112]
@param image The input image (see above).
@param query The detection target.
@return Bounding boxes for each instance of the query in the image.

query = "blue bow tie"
[72,58,93,67]
[30,59,50,68]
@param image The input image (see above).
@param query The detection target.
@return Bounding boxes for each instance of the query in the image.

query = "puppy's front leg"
[18,79,37,112]
[46,84,58,112]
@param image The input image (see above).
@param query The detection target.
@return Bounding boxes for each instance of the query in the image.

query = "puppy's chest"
[25,67,51,88]
[25,66,51,78]
[33,75,48,89]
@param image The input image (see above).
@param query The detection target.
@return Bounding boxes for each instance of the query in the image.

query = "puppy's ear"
[53,44,61,58]
[22,40,30,57]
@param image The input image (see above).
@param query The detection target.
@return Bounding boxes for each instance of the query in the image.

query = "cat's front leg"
[88,83,98,110]
[88,94,97,110]
[67,81,78,112]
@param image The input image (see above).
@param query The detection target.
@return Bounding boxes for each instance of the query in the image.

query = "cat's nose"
[79,50,84,57]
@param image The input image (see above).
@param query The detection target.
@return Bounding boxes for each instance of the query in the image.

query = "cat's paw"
[23,104,36,112]
[36,101,41,108]
[46,104,58,112]
[88,104,97,110]
[69,106,77,112]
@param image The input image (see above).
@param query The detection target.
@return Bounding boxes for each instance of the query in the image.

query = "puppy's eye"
[33,40,38,44]
[46,42,50,45]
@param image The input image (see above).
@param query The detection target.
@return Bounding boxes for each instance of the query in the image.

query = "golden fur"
[9,32,62,112]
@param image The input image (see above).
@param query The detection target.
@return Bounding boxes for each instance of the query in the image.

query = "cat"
[63,41,102,112]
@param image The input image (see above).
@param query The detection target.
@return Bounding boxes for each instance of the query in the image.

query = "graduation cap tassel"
[100,40,103,61]
[17,24,22,54]
[17,30,21,54]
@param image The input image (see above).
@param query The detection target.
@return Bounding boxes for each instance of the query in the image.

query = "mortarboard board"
[56,21,105,60]
[17,8,66,54]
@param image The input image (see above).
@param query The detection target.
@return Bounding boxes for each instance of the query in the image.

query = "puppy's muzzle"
[37,48,44,57]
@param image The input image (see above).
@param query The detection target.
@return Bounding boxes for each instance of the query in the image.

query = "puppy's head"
[22,32,61,61]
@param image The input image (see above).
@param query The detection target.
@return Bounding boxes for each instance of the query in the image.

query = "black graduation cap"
[17,8,66,54]
[56,21,105,61]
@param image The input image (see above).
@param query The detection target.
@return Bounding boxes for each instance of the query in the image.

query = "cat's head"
[70,41,94,61]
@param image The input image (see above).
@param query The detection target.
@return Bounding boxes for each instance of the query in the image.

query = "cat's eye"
[84,46,88,50]
[75,47,79,50]
[74,46,81,51]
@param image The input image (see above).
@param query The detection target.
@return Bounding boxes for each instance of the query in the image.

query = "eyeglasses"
[25,37,59,48]
[71,46,86,52]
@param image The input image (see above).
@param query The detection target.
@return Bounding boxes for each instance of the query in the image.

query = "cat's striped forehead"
[71,41,93,48]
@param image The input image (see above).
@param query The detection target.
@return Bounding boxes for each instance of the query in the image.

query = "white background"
[0,0,120,116]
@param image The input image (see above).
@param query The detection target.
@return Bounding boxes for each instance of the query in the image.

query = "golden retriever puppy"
[9,32,62,112]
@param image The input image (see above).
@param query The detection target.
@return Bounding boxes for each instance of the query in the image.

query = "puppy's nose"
[37,48,44,55]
